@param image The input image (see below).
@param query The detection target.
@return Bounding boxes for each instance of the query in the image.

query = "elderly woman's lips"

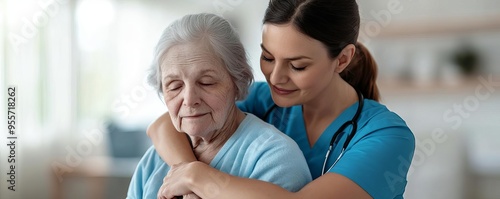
[183,113,208,118]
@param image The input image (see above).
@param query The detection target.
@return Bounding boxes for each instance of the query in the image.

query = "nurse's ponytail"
[264,0,380,101]
[341,43,380,101]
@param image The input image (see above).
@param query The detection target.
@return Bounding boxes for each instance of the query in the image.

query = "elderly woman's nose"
[182,86,201,106]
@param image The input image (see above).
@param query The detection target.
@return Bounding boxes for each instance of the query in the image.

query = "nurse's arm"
[146,111,196,165]
[184,162,372,199]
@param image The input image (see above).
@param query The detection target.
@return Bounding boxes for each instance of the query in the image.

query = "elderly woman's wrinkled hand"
[157,162,204,199]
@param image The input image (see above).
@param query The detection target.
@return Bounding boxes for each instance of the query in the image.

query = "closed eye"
[199,77,216,86]
[261,55,274,62]
[199,82,215,86]
[291,64,306,71]
[168,85,182,91]
[165,81,183,92]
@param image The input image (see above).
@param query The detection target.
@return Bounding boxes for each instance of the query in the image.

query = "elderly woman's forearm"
[147,111,196,165]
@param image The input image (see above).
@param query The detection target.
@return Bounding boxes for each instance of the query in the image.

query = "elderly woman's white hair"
[148,13,253,100]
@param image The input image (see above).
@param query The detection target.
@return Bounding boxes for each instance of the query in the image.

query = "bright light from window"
[5,0,38,27]
[75,0,115,51]
[76,0,115,29]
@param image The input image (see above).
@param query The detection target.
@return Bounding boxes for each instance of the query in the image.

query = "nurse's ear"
[333,44,356,74]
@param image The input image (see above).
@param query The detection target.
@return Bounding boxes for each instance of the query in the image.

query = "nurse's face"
[160,43,236,139]
[260,23,338,107]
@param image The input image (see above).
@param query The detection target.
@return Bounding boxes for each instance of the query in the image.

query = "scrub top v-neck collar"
[286,102,361,176]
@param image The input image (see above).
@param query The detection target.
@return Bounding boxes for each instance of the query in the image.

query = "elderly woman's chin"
[179,117,218,137]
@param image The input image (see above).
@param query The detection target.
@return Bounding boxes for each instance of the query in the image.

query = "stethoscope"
[263,90,364,176]
[321,90,364,175]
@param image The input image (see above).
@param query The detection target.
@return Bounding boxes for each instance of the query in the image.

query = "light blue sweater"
[127,113,312,198]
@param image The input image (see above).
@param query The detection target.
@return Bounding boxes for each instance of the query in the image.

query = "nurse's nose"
[269,62,288,85]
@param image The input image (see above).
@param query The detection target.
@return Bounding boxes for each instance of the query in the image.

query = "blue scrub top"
[236,82,415,199]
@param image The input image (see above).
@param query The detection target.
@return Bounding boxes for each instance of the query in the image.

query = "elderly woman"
[126,13,311,199]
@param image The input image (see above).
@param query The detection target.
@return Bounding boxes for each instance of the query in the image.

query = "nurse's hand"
[183,194,201,199]
[157,161,206,199]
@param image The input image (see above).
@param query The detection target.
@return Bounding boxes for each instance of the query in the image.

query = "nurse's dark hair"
[264,0,380,101]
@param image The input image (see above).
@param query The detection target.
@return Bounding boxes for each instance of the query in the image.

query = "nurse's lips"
[272,85,297,95]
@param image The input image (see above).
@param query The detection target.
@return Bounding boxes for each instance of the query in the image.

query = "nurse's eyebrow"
[260,44,312,61]
[260,44,271,54]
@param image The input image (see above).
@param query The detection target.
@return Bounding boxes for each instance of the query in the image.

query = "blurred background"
[0,0,499,198]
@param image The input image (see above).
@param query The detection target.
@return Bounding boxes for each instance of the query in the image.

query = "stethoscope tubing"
[262,89,364,176]
[321,91,364,175]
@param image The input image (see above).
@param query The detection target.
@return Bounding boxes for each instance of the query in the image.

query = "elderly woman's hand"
[157,162,206,199]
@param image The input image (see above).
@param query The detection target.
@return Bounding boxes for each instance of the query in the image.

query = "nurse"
[152,0,415,198]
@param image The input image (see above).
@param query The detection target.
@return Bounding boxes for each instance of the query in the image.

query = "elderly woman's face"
[161,43,236,138]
